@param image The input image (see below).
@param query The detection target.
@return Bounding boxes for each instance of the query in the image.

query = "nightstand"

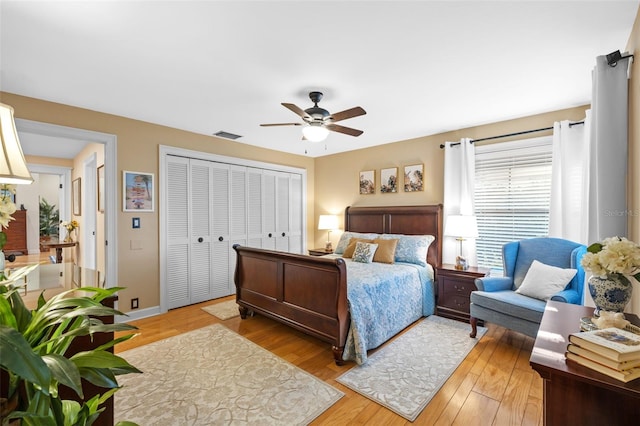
[436,264,490,323]
[308,248,333,256]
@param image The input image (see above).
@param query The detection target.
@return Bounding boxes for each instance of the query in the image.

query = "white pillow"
[515,260,577,301]
[352,242,379,264]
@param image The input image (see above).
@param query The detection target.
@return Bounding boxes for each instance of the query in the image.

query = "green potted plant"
[0,279,141,425]
[39,198,60,241]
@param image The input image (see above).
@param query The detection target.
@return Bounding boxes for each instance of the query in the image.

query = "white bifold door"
[166,156,303,310]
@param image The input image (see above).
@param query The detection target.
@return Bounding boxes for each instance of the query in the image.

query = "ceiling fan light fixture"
[302,123,329,142]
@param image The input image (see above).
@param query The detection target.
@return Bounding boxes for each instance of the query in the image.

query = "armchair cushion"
[515,260,577,301]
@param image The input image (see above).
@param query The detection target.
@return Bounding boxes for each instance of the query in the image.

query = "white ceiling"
[2,1,638,158]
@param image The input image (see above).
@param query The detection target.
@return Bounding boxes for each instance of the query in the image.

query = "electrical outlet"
[131,298,139,309]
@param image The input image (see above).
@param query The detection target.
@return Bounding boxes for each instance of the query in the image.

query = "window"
[474,137,553,271]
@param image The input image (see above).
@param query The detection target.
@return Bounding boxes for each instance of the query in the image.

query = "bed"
[233,204,442,365]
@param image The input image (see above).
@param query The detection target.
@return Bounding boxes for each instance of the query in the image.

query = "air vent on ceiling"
[213,130,242,140]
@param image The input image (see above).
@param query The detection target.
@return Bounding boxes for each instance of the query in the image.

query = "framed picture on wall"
[359,170,375,195]
[72,178,81,216]
[97,165,105,213]
[404,164,424,192]
[123,171,154,212]
[380,167,398,193]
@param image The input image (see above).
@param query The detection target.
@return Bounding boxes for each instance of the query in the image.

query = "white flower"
[0,184,17,229]
[581,237,640,280]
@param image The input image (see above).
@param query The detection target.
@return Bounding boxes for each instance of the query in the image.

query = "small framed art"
[404,164,424,192]
[72,178,81,216]
[359,170,375,195]
[380,167,398,193]
[123,171,154,212]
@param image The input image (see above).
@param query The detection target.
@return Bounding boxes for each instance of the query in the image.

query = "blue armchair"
[469,237,587,338]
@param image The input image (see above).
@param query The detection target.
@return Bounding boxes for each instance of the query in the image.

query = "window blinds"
[474,137,553,270]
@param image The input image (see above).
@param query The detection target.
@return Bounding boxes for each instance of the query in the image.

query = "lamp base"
[325,241,333,251]
[455,256,468,270]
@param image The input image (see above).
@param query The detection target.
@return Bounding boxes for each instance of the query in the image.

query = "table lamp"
[318,214,339,251]
[444,214,479,270]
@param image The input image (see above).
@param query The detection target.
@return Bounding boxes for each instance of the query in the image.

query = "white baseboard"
[115,305,161,323]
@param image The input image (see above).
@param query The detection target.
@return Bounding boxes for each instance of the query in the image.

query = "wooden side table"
[40,240,78,263]
[436,263,489,323]
[530,300,640,425]
[308,248,333,256]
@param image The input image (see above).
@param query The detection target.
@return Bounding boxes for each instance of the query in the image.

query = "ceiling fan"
[260,91,366,142]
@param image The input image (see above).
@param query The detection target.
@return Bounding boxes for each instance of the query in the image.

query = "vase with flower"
[0,184,17,275]
[61,219,79,242]
[581,236,640,317]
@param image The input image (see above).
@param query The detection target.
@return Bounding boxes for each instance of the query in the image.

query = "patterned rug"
[337,315,486,421]
[201,299,240,320]
[115,324,343,425]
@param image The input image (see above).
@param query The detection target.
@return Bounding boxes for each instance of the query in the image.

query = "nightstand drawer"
[438,293,471,312]
[440,277,475,296]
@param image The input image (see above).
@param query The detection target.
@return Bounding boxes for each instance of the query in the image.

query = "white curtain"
[549,115,590,244]
[586,54,630,243]
[443,138,476,265]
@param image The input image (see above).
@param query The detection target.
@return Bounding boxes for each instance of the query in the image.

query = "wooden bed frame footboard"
[233,245,350,364]
[233,204,442,365]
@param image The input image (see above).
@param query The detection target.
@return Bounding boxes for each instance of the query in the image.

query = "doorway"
[15,119,118,288]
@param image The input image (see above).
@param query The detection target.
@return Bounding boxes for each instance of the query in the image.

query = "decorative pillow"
[515,260,577,301]
[372,238,399,263]
[342,238,374,258]
[334,232,379,254]
[352,242,379,264]
[380,234,435,266]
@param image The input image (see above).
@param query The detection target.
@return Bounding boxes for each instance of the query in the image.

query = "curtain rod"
[439,120,584,148]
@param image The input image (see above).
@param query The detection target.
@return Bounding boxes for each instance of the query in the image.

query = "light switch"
[132,217,141,228]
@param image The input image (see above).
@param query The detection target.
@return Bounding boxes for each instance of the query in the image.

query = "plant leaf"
[587,242,603,253]
[0,325,51,392]
[42,353,83,398]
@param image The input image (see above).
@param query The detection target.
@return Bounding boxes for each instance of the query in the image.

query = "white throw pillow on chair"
[515,260,577,301]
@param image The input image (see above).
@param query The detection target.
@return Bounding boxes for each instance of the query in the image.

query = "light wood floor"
[115,298,544,426]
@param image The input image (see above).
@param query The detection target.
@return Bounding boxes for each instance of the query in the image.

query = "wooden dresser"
[3,209,28,254]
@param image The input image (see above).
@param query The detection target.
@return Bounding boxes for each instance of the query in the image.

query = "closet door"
[262,171,277,250]
[288,173,303,253]
[246,167,263,248]
[189,159,215,304]
[228,165,248,291]
[210,162,232,299]
[166,156,191,309]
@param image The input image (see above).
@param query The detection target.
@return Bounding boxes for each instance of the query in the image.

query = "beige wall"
[313,106,589,249]
[1,92,315,313]
[628,6,639,243]
[626,7,640,314]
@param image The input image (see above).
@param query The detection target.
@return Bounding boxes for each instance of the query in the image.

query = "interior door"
[166,156,191,309]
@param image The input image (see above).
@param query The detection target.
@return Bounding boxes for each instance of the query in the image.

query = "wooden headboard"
[344,204,443,268]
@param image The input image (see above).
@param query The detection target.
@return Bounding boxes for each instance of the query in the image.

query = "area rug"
[114,324,344,425]
[336,315,486,421]
[201,299,240,320]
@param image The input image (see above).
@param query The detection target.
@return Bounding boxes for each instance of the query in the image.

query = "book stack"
[566,327,640,383]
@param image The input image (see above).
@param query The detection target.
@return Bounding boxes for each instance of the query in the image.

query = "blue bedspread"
[334,257,435,364]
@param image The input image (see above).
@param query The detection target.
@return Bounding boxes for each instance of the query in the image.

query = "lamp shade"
[444,215,479,239]
[302,123,329,142]
[318,214,339,230]
[0,103,33,184]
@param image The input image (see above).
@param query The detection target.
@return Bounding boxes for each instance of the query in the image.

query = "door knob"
[198,237,203,243]
[219,236,224,242]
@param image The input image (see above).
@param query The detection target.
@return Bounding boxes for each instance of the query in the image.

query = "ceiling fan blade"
[260,123,302,127]
[325,123,364,137]
[282,103,311,120]
[329,106,366,122]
